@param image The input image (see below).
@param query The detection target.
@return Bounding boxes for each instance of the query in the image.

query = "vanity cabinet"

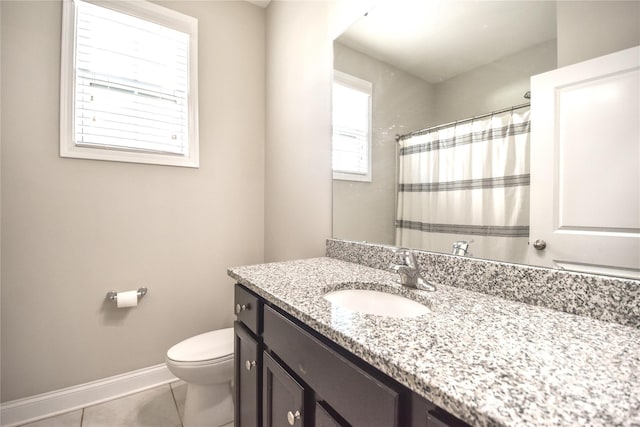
[234,284,469,427]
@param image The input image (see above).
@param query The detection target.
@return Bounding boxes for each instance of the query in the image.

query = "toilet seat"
[167,328,233,364]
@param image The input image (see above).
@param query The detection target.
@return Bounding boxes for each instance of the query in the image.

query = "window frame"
[332,70,373,182]
[60,0,199,168]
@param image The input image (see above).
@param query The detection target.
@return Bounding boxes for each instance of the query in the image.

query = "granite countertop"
[228,257,640,427]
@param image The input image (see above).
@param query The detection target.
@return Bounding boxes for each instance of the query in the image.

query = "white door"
[530,46,640,279]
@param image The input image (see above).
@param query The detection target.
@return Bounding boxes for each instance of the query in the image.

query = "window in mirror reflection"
[332,71,372,182]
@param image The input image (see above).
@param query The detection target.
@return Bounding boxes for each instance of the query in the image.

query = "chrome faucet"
[390,248,436,292]
[452,239,473,257]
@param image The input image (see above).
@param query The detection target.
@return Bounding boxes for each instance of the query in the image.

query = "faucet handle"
[452,239,474,256]
[392,247,417,268]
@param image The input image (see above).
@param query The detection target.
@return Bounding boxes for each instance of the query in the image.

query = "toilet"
[166,328,234,427]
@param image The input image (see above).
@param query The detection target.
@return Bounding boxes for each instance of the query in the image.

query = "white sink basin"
[323,288,430,318]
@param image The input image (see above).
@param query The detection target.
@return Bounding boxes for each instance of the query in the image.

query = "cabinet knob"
[245,360,256,371]
[533,239,547,250]
[235,303,250,314]
[287,410,301,425]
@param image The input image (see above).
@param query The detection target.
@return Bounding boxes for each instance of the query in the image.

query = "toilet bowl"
[166,328,234,427]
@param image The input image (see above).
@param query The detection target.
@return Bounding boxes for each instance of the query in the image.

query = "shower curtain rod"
[395,102,530,142]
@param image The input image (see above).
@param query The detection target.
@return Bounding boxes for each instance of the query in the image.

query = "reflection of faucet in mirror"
[390,248,436,292]
[452,240,473,257]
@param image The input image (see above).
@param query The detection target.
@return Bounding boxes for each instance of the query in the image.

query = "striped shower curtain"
[395,109,530,264]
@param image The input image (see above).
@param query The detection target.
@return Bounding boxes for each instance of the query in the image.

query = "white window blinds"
[61,0,199,167]
[75,1,189,155]
[332,71,372,181]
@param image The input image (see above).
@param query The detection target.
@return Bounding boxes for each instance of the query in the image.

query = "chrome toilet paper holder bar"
[106,287,148,302]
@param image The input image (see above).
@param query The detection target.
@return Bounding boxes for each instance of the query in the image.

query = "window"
[332,71,372,182]
[60,0,199,167]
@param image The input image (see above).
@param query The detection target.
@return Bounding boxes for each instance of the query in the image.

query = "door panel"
[235,322,261,427]
[263,352,305,427]
[530,46,640,278]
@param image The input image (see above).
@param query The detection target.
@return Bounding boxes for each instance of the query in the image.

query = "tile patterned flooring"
[18,382,233,427]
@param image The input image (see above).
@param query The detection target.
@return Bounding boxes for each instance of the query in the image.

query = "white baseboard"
[0,364,177,427]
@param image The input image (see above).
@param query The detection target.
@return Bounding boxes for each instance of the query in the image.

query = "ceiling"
[337,0,557,84]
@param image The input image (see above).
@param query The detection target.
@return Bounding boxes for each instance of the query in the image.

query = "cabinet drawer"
[263,305,400,427]
[235,284,261,335]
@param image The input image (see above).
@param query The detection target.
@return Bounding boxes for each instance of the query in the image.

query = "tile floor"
[17,381,233,427]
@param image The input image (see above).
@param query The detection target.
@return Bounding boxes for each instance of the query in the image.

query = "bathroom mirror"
[332,0,640,275]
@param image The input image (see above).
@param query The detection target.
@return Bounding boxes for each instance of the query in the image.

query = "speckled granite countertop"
[228,257,640,427]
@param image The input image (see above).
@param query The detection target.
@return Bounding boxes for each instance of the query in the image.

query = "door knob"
[287,410,301,425]
[235,303,250,314]
[245,360,256,371]
[533,239,547,250]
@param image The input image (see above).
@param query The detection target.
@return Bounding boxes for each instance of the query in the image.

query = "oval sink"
[323,289,430,318]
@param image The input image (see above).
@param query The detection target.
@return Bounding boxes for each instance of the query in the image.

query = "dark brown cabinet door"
[235,322,261,427]
[263,352,305,427]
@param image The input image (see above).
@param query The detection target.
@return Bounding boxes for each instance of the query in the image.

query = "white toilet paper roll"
[116,290,138,308]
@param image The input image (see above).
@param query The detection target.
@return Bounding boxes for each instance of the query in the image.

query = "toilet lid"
[167,328,234,363]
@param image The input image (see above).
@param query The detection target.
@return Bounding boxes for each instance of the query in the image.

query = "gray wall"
[434,40,557,124]
[557,1,640,67]
[333,42,433,245]
[264,1,333,262]
[1,0,265,402]
[434,0,640,120]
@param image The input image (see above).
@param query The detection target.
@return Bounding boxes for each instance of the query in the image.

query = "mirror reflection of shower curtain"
[396,109,530,264]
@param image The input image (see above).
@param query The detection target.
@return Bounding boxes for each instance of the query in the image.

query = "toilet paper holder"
[106,287,148,302]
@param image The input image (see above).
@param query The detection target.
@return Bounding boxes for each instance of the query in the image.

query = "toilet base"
[183,381,233,427]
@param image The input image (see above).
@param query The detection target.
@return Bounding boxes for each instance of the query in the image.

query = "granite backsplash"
[326,239,640,328]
